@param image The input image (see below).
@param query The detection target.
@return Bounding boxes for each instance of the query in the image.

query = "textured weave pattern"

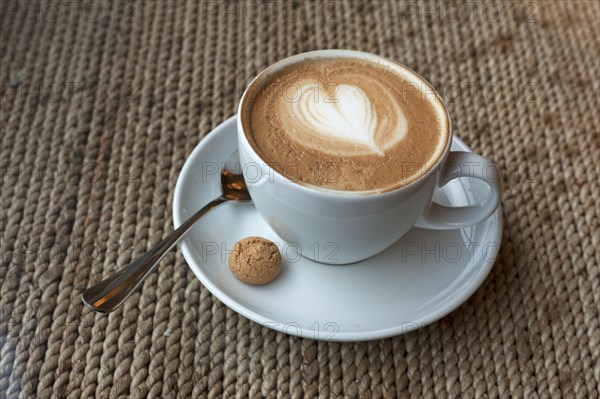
[1,1,599,398]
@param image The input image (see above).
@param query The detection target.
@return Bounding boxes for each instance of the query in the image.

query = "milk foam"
[244,57,449,191]
[289,82,408,156]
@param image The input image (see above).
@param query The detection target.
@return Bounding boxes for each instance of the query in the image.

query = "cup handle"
[414,151,502,230]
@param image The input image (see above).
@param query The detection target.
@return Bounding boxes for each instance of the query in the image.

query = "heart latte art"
[290,83,408,156]
[243,57,448,191]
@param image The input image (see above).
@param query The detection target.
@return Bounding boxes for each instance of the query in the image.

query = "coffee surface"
[242,58,449,191]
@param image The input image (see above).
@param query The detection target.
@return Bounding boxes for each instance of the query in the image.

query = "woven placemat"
[1,1,599,398]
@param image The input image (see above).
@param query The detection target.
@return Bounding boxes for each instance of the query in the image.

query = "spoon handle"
[82,196,228,313]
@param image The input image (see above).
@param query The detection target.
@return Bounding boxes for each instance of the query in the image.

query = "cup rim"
[237,49,453,199]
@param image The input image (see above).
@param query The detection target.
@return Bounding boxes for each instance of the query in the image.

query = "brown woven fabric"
[1,1,599,398]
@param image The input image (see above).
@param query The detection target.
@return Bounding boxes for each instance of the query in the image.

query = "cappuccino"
[241,57,449,191]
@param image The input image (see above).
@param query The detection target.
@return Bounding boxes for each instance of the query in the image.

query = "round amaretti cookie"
[228,237,282,285]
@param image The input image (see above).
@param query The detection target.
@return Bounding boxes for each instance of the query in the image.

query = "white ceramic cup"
[237,50,501,264]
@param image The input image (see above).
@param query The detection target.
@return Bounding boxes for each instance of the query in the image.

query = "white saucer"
[173,116,502,341]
